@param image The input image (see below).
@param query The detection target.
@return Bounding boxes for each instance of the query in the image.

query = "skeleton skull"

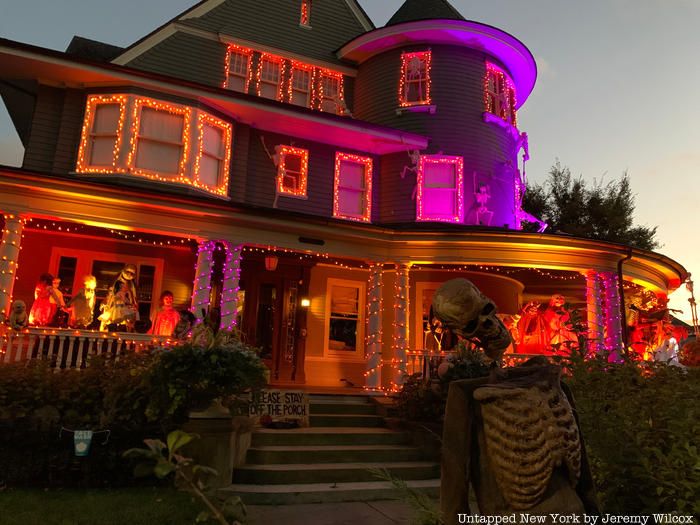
[432,278,512,360]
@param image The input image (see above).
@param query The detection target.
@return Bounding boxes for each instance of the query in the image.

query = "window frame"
[318,70,345,114]
[193,113,233,196]
[288,63,313,107]
[416,155,464,223]
[324,277,366,359]
[256,53,285,101]
[399,51,432,107]
[276,145,309,198]
[224,44,254,93]
[76,94,128,173]
[333,152,373,223]
[485,62,517,126]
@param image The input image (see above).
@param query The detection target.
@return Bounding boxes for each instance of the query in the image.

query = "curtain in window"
[134,108,184,175]
[198,124,224,187]
[89,104,120,166]
[337,161,366,216]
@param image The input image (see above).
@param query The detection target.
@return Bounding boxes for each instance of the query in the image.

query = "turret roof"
[386,0,466,26]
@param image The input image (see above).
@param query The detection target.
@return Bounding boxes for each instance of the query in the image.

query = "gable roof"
[386,0,465,26]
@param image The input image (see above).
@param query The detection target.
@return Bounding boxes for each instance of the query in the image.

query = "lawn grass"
[0,486,203,525]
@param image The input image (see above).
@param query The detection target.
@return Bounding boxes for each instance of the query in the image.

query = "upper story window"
[319,71,344,114]
[399,51,432,107]
[485,62,517,126]
[300,0,312,27]
[257,54,284,101]
[224,44,253,93]
[416,155,464,223]
[77,94,232,197]
[276,145,309,197]
[288,64,313,107]
[333,152,372,223]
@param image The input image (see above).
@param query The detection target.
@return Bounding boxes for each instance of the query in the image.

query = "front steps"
[223,394,440,505]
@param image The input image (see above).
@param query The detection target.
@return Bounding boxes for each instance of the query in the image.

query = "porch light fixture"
[300,298,311,308]
[264,255,279,271]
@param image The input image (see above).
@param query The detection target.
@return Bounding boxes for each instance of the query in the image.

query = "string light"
[193,112,233,197]
[76,94,128,174]
[411,264,585,281]
[333,152,373,223]
[276,146,309,197]
[399,51,432,107]
[0,214,26,317]
[364,263,383,389]
[286,61,314,106]
[192,241,216,319]
[391,264,410,388]
[300,0,311,26]
[220,242,243,330]
[256,53,286,102]
[484,62,517,127]
[316,69,345,114]
[416,156,464,223]
[223,44,254,93]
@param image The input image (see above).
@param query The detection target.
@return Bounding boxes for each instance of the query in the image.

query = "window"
[77,94,231,197]
[195,113,232,191]
[76,95,127,173]
[319,71,344,114]
[289,65,312,107]
[326,279,365,356]
[257,54,284,101]
[276,146,309,197]
[333,152,372,222]
[485,62,517,126]
[224,45,253,93]
[399,51,432,107]
[130,101,190,179]
[416,155,464,223]
[415,282,455,352]
[300,0,312,27]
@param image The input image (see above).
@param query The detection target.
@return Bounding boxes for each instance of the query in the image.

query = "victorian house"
[0,0,686,389]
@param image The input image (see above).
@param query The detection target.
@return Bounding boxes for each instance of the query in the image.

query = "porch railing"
[0,327,170,369]
[406,350,556,379]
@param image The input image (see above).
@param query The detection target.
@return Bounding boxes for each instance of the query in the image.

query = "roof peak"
[386,0,466,27]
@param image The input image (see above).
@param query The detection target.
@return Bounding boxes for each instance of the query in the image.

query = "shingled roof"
[386,0,466,26]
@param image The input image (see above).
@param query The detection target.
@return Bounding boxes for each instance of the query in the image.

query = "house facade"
[0,0,686,389]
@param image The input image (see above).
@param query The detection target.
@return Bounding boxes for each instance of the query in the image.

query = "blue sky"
[1,0,697,317]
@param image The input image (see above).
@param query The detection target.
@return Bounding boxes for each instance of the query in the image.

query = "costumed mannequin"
[99,264,139,331]
[654,327,682,367]
[517,301,547,353]
[150,291,180,337]
[543,294,578,353]
[29,273,61,326]
[67,275,97,329]
[173,310,196,342]
[431,279,599,523]
[8,300,29,330]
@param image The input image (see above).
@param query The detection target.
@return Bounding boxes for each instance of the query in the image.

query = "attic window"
[300,0,312,27]
[319,71,345,114]
[485,62,517,127]
[399,51,432,107]
[276,146,309,197]
[224,44,253,93]
[257,54,284,101]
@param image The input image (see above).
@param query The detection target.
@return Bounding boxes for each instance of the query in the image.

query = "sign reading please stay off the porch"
[249,390,310,427]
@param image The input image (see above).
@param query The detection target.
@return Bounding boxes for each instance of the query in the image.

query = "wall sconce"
[300,298,311,308]
[264,255,279,271]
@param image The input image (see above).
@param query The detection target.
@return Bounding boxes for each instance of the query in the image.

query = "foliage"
[522,161,659,250]
[565,356,700,515]
[370,468,442,525]
[124,430,245,525]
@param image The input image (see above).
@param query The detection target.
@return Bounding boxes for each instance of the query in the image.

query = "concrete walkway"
[246,500,418,524]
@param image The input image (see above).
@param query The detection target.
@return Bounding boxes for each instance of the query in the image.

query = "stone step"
[309,401,378,415]
[233,461,439,484]
[246,444,424,464]
[310,414,384,427]
[308,394,373,404]
[251,427,411,447]
[221,479,441,505]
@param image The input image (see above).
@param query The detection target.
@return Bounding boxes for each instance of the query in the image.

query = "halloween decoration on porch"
[173,310,196,341]
[98,264,139,331]
[29,273,61,326]
[149,290,180,337]
[432,279,599,523]
[543,294,578,351]
[67,275,97,329]
[8,299,28,330]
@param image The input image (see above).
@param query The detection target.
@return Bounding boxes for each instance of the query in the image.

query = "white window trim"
[333,152,373,223]
[416,155,464,223]
[324,277,366,360]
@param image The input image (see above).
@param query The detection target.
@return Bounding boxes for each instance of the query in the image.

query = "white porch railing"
[406,350,554,379]
[0,327,171,369]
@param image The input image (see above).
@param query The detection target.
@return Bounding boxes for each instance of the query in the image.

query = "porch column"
[601,271,623,354]
[365,263,383,389]
[191,240,216,320]
[584,270,604,354]
[391,263,410,388]
[0,213,25,317]
[220,242,242,331]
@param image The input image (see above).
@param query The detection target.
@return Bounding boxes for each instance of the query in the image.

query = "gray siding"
[23,85,64,173]
[355,45,519,227]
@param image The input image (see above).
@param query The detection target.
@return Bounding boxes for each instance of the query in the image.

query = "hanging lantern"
[265,255,279,271]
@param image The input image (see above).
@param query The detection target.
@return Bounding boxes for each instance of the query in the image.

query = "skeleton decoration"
[431,278,512,360]
[474,183,494,226]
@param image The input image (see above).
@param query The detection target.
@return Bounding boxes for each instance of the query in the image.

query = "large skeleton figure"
[432,279,599,523]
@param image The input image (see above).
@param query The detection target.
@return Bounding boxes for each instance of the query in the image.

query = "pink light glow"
[416,155,464,223]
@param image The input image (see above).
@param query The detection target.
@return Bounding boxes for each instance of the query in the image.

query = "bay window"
[416,155,464,223]
[333,152,372,222]
[76,95,127,173]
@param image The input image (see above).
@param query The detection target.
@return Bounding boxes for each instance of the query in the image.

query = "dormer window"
[399,51,432,107]
[276,146,309,197]
[319,71,344,114]
[257,54,284,101]
[300,0,312,27]
[416,155,464,223]
[289,64,313,107]
[224,44,253,93]
[333,152,372,223]
[485,62,517,126]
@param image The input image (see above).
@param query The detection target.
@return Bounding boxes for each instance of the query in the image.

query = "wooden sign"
[249,389,310,427]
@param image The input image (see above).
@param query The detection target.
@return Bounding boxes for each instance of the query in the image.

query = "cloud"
[535,56,557,79]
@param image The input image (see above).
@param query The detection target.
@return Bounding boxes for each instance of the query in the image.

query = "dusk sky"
[1,0,697,318]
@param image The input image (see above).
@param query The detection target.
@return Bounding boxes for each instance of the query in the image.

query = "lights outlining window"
[76,95,128,173]
[257,54,284,101]
[76,94,232,197]
[289,64,312,107]
[416,155,464,223]
[276,145,309,197]
[318,70,345,114]
[333,152,372,223]
[485,62,517,126]
[224,44,253,93]
[300,0,312,27]
[399,51,432,107]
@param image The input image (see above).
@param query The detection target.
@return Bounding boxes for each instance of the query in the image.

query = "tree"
[522,161,659,251]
